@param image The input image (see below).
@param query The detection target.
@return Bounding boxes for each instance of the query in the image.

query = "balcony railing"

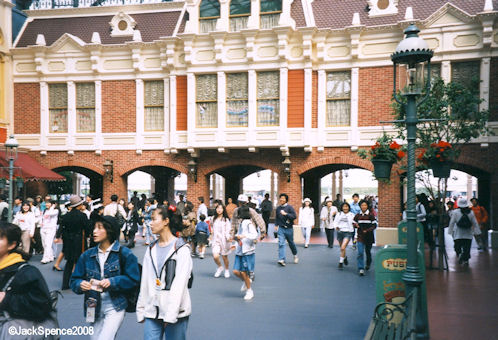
[29,0,176,10]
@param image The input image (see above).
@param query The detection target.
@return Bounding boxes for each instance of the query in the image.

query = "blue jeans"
[144,317,189,340]
[357,241,373,270]
[91,294,125,340]
[145,221,154,244]
[278,226,297,261]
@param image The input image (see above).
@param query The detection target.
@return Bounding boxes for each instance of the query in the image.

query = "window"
[49,83,68,133]
[430,63,441,81]
[451,61,480,90]
[196,74,217,128]
[226,73,248,127]
[326,71,351,126]
[230,0,250,32]
[200,0,220,33]
[144,81,164,131]
[260,0,281,29]
[257,71,279,126]
[76,83,95,132]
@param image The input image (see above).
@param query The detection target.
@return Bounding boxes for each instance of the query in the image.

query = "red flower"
[417,149,426,160]
[389,141,401,150]
[439,148,445,153]
[436,154,440,158]
[397,151,406,159]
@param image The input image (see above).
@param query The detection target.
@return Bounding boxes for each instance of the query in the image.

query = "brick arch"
[50,161,105,176]
[119,160,188,178]
[296,155,373,176]
[200,159,282,177]
[453,156,492,176]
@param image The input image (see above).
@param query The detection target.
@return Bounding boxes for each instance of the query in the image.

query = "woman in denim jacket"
[70,215,140,340]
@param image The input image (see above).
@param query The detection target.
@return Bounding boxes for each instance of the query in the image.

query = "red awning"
[0,152,65,182]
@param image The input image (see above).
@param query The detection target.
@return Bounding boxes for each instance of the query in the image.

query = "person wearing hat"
[320,198,338,248]
[299,198,314,248]
[448,197,481,265]
[230,194,266,239]
[70,215,140,340]
[59,195,90,290]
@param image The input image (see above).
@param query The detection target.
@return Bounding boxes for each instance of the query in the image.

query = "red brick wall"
[0,128,6,143]
[101,81,136,133]
[14,83,40,134]
[287,70,304,128]
[176,76,188,131]
[489,58,498,121]
[312,71,318,128]
[358,66,394,126]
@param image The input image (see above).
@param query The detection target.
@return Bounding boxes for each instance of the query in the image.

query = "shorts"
[196,232,209,245]
[233,254,255,273]
[337,231,354,245]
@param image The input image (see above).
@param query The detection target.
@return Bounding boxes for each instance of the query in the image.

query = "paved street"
[31,236,376,340]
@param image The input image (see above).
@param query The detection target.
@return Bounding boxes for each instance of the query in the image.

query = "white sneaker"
[214,267,223,278]
[294,255,299,264]
[224,270,230,278]
[244,289,254,300]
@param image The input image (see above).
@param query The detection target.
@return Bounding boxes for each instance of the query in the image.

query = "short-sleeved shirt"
[156,240,175,273]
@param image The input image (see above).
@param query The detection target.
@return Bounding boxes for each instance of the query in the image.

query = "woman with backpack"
[70,215,140,340]
[0,222,57,339]
[448,198,481,265]
[137,205,192,340]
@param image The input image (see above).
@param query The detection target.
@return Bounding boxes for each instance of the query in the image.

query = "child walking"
[195,214,210,259]
[233,206,258,300]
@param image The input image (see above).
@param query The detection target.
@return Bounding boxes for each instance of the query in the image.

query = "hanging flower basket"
[429,160,451,178]
[372,159,394,180]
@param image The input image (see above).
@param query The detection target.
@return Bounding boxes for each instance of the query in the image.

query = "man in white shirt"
[0,194,8,221]
[197,196,208,221]
[104,194,127,219]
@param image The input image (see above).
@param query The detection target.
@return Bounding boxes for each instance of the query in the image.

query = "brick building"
[9,0,498,244]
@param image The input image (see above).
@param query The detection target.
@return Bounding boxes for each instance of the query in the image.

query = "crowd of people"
[0,188,490,339]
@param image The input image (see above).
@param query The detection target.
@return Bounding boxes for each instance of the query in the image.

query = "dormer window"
[199,0,220,33]
[230,0,251,32]
[367,0,398,17]
[260,0,281,29]
[109,12,136,37]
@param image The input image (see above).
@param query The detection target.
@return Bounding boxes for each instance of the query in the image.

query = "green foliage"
[392,77,492,159]
[47,171,73,197]
[358,132,405,163]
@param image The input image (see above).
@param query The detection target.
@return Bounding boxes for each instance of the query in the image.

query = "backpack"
[457,212,472,229]
[114,205,126,227]
[118,247,142,313]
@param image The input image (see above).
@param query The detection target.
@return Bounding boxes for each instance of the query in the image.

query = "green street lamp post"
[391,24,433,338]
[5,135,19,223]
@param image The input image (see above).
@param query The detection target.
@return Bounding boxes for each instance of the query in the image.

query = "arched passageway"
[52,166,103,199]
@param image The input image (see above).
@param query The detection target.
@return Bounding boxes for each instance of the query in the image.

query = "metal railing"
[29,0,176,10]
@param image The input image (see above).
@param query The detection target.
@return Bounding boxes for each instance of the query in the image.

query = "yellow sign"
[382,258,407,271]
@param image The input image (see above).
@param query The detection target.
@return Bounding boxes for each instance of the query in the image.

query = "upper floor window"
[196,74,218,128]
[326,71,351,126]
[230,0,250,32]
[144,81,164,131]
[257,71,279,126]
[200,0,220,33]
[76,83,95,133]
[451,61,480,90]
[226,73,248,127]
[49,83,68,133]
[260,0,281,29]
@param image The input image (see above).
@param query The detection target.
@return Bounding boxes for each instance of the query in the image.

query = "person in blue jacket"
[70,215,140,340]
[275,193,298,267]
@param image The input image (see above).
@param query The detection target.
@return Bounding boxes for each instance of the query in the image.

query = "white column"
[40,82,48,149]
[216,0,229,31]
[169,75,177,149]
[217,71,226,141]
[350,68,359,146]
[95,80,102,151]
[247,0,260,29]
[441,61,451,83]
[304,68,312,146]
[67,81,76,149]
[187,73,196,147]
[467,174,473,198]
[163,77,170,148]
[332,172,336,198]
[480,57,490,111]
[135,79,144,149]
[339,170,344,198]
[279,67,288,145]
[317,70,326,147]
[248,69,257,142]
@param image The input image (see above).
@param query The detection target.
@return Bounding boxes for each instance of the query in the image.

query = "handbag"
[0,264,61,340]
